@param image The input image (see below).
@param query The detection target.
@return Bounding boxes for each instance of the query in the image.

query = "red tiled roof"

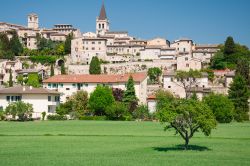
[147,95,156,100]
[43,73,147,84]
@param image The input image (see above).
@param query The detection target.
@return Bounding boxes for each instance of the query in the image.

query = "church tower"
[28,13,39,29]
[96,3,109,36]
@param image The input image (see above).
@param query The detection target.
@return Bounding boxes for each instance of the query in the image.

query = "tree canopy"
[203,93,234,123]
[147,67,162,84]
[157,98,216,149]
[228,74,250,121]
[89,56,101,74]
[123,75,138,112]
[88,86,115,115]
[5,101,33,121]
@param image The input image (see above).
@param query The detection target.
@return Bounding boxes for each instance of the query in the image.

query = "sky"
[1,0,250,46]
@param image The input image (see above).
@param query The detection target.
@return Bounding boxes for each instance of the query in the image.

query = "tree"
[228,74,250,121]
[89,56,101,74]
[105,102,129,120]
[158,98,216,149]
[55,43,65,55]
[155,89,175,111]
[88,86,115,115]
[236,58,250,85]
[64,33,73,54]
[148,67,162,84]
[17,75,24,85]
[5,101,33,121]
[61,63,66,75]
[9,68,13,87]
[224,36,235,55]
[175,70,202,99]
[9,30,23,56]
[26,73,40,87]
[71,90,88,117]
[0,32,10,52]
[203,93,234,123]
[50,64,54,76]
[210,52,226,69]
[133,105,149,120]
[123,75,138,112]
[112,88,124,102]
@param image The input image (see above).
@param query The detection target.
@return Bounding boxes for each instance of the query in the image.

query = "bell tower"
[96,2,109,36]
[28,13,39,29]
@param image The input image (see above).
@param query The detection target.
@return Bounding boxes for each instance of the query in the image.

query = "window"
[52,84,57,88]
[102,24,104,29]
[6,96,10,102]
[186,64,189,67]
[85,84,88,87]
[92,47,95,50]
[168,86,171,88]
[185,57,188,61]
[48,96,51,101]
[98,41,101,44]
[11,96,14,101]
[48,106,53,113]
[66,88,70,90]
[72,84,76,88]
[60,83,63,88]
[92,41,95,44]
[48,83,51,88]
[99,24,101,29]
[55,96,60,102]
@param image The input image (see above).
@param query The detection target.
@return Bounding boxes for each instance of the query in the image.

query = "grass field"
[0,121,249,166]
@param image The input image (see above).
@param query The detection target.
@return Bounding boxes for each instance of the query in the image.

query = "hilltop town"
[0,3,248,120]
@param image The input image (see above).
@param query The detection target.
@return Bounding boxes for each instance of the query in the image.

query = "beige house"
[43,72,148,104]
[163,71,210,99]
[0,86,60,119]
[0,60,22,85]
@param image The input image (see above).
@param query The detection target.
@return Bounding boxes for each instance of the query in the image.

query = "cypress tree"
[228,74,250,121]
[89,56,101,74]
[50,64,54,77]
[61,63,66,75]
[64,33,73,54]
[236,58,250,85]
[9,68,13,87]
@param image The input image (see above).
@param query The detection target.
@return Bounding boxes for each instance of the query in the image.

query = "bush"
[78,116,107,121]
[203,93,234,123]
[133,105,150,120]
[105,102,130,120]
[0,108,5,121]
[47,115,67,120]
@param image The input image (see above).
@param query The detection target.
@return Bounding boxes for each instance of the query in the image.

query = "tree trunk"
[184,137,189,150]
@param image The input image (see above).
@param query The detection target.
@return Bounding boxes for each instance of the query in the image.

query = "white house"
[163,71,210,99]
[0,86,60,119]
[43,72,148,104]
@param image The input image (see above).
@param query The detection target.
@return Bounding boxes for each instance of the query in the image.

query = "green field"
[0,121,249,166]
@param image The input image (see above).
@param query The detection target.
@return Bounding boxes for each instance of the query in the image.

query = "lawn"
[0,121,249,166]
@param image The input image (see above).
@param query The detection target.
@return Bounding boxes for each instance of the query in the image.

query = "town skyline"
[1,0,250,46]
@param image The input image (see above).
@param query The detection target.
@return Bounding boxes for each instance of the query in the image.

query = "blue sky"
[1,0,250,46]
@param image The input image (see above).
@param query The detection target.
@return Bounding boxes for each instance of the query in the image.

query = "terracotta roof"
[147,94,156,100]
[43,73,147,84]
[98,3,107,20]
[0,86,60,95]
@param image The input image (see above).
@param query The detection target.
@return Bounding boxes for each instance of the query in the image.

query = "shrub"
[133,105,150,120]
[203,93,234,123]
[5,101,33,121]
[105,102,129,120]
[78,116,107,121]
[47,115,67,120]
[41,112,46,121]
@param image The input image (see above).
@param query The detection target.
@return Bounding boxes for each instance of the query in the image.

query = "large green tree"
[236,58,250,85]
[88,86,115,115]
[9,30,23,56]
[5,101,33,121]
[89,56,101,74]
[158,98,216,150]
[61,63,66,75]
[203,93,234,123]
[123,75,138,112]
[224,36,235,55]
[228,74,250,121]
